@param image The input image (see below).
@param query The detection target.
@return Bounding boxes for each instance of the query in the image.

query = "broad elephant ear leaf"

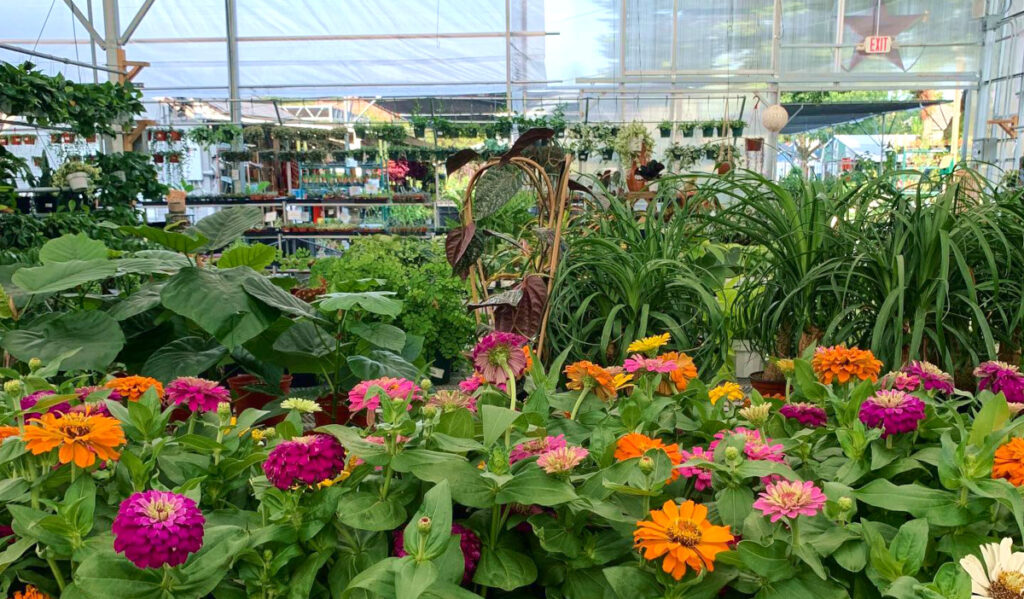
[12,260,117,294]
[119,225,208,254]
[1,311,125,371]
[446,149,480,175]
[192,206,264,252]
[218,243,277,270]
[141,336,227,383]
[160,267,279,348]
[38,233,109,263]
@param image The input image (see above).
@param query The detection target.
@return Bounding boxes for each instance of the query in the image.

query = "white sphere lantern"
[761,104,789,133]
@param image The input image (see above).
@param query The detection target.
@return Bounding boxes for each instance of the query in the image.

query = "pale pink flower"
[678,446,713,491]
[510,435,566,463]
[348,377,422,412]
[752,479,827,522]
[623,354,677,374]
[537,446,588,474]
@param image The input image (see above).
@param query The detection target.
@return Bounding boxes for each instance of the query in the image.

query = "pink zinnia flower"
[752,479,827,522]
[76,385,120,401]
[21,390,70,420]
[881,371,921,393]
[859,389,926,437]
[623,354,677,374]
[427,390,478,413]
[263,434,346,490]
[471,332,529,384]
[710,427,786,463]
[348,377,423,412]
[112,490,205,568]
[537,446,588,474]
[975,361,1024,403]
[678,446,713,491]
[394,523,481,584]
[510,435,566,464]
[165,377,230,413]
[779,402,827,428]
[0,525,13,541]
[459,372,506,393]
[903,360,955,394]
[68,402,111,417]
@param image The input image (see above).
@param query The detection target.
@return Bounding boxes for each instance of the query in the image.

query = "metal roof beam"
[60,0,106,47]
[119,0,156,45]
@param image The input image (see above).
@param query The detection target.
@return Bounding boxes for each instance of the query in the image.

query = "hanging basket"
[745,138,763,152]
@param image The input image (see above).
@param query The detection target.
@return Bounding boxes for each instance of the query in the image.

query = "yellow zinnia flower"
[708,382,744,405]
[627,333,671,354]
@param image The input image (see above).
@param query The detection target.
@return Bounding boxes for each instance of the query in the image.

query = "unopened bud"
[217,402,232,419]
[422,404,438,418]
[3,380,22,395]
[838,497,854,512]
[638,455,655,474]
[420,378,432,391]
[28,358,42,371]
[724,446,740,461]
[417,516,432,533]
[263,549,273,562]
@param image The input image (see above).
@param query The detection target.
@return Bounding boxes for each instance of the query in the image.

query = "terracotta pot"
[626,162,646,192]
[62,133,75,143]
[168,154,181,163]
[22,135,35,145]
[313,393,367,428]
[749,371,787,398]
[10,136,21,146]
[228,374,293,423]
[154,130,168,142]
[745,138,763,152]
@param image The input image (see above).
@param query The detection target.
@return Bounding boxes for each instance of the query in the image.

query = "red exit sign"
[863,36,892,54]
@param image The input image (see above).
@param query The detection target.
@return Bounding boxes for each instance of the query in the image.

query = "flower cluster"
[858,389,926,437]
[811,345,882,385]
[510,435,566,464]
[993,438,1024,487]
[112,490,205,569]
[752,479,827,522]
[565,360,632,401]
[165,377,230,413]
[263,434,346,489]
[627,333,671,354]
[710,427,785,463]
[348,377,422,412]
[657,351,698,394]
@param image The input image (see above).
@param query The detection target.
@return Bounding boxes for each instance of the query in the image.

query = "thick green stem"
[502,366,517,450]
[789,517,800,555]
[569,386,591,420]
[47,553,67,591]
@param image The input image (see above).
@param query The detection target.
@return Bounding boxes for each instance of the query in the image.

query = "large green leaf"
[2,311,124,371]
[319,291,403,317]
[242,275,322,321]
[473,547,536,591]
[120,225,208,254]
[495,467,576,506]
[107,281,166,321]
[160,267,279,347]
[349,321,406,352]
[348,350,420,381]
[218,243,277,270]
[193,206,264,252]
[141,336,228,382]
[39,233,108,263]
[12,260,117,294]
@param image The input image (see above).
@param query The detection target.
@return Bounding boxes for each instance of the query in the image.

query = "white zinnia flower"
[280,397,322,414]
[960,537,1024,599]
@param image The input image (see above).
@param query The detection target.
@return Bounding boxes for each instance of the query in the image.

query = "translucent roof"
[0,0,985,104]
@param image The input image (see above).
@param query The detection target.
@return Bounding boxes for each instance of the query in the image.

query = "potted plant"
[153,129,168,142]
[62,132,75,143]
[680,121,696,137]
[53,160,101,192]
[658,120,673,138]
[49,133,61,144]
[152,152,165,164]
[166,151,182,164]
[700,120,717,137]
[10,135,21,146]
[168,129,183,142]
[460,123,480,138]
[746,137,763,151]
[0,136,7,146]
[613,121,655,191]
[726,120,746,137]
[704,145,717,160]
[21,135,35,145]
[410,115,429,138]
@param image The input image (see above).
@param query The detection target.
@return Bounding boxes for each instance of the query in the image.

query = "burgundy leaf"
[493,275,548,337]
[446,149,480,175]
[568,179,596,198]
[500,128,555,165]
[445,223,477,269]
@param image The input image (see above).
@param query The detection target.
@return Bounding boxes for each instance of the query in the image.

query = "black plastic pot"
[601,148,614,160]
[659,127,671,138]
[681,127,695,137]
[733,126,744,137]
[577,151,589,161]
[701,126,716,137]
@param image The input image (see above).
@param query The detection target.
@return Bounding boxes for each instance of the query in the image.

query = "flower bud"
[421,404,438,418]
[417,516,432,533]
[28,358,42,371]
[837,497,854,512]
[638,455,655,474]
[739,404,771,427]
[420,378,433,391]
[217,402,232,419]
[263,549,273,562]
[724,446,740,461]
[3,380,22,395]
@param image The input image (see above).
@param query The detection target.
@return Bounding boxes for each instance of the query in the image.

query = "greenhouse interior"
[2,0,1024,597]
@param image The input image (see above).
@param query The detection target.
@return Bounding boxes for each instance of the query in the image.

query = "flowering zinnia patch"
[752,479,827,522]
[902,360,955,394]
[165,377,230,413]
[394,523,481,584]
[993,438,1024,487]
[708,382,744,405]
[627,333,671,354]
[105,375,164,402]
[633,500,732,580]
[348,377,422,412]
[623,354,677,374]
[537,446,588,474]
[263,434,346,490]
[975,361,1024,404]
[427,390,478,413]
[881,371,921,393]
[112,490,205,569]
[22,408,125,468]
[471,332,529,384]
[510,435,566,464]
[565,360,631,401]
[779,402,827,428]
[678,446,713,491]
[657,351,698,394]
[615,432,683,482]
[811,345,882,385]
[710,427,786,464]
[858,389,926,437]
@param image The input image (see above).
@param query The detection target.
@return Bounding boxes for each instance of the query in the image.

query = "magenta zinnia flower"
[165,377,230,413]
[752,479,827,522]
[394,523,481,584]
[779,402,827,428]
[678,446,713,491]
[76,385,121,401]
[21,391,70,420]
[859,389,926,437]
[623,354,677,374]
[112,490,205,569]
[348,377,423,412]
[68,402,111,418]
[902,361,955,394]
[975,361,1024,403]
[263,434,346,490]
[509,435,566,464]
[537,446,588,474]
[471,332,529,384]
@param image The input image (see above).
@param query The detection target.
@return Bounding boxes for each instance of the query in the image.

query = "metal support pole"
[62,0,106,47]
[504,0,512,112]
[225,0,244,192]
[87,0,99,83]
[974,2,997,169]
[834,0,847,73]
[102,0,123,152]
[765,0,782,180]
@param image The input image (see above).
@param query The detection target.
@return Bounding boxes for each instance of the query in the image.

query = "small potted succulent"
[658,120,673,138]
[54,160,101,192]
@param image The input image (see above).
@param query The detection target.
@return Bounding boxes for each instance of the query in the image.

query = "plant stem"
[789,517,800,554]
[569,386,591,420]
[47,553,67,591]
[187,413,196,435]
[503,366,517,450]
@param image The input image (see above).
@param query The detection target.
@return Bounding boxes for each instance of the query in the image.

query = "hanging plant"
[612,121,654,165]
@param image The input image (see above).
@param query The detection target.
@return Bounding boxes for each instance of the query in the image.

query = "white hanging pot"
[67,171,90,191]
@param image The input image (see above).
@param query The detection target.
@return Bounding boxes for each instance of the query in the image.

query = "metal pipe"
[87,0,99,83]
[2,31,553,45]
[119,0,157,45]
[102,0,123,152]
[225,0,243,191]
[505,0,512,112]
[0,43,125,74]
[141,79,560,92]
[834,0,847,73]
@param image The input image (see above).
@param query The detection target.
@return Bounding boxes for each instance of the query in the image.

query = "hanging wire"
[33,0,58,52]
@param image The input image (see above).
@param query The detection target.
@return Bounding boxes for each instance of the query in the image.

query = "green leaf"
[161,267,278,347]
[319,291,403,317]
[793,358,826,401]
[349,321,407,352]
[2,311,124,371]
[348,350,421,381]
[242,275,322,321]
[107,281,166,321]
[602,565,660,599]
[473,547,536,591]
[120,224,208,253]
[929,561,971,599]
[481,405,519,448]
[715,486,754,530]
[337,492,407,531]
[970,392,1011,447]
[193,206,264,251]
[343,557,399,598]
[140,336,227,382]
[39,233,108,263]
[889,519,929,576]
[218,243,276,270]
[736,540,795,582]
[853,480,969,526]
[12,260,117,294]
[404,480,453,560]
[495,467,576,506]
[395,558,438,599]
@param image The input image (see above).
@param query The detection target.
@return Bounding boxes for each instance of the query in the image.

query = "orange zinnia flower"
[634,499,733,580]
[614,432,683,482]
[105,375,164,402]
[0,426,19,441]
[811,345,882,385]
[656,351,697,395]
[22,408,126,468]
[12,586,52,599]
[993,438,1024,487]
[565,361,632,401]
